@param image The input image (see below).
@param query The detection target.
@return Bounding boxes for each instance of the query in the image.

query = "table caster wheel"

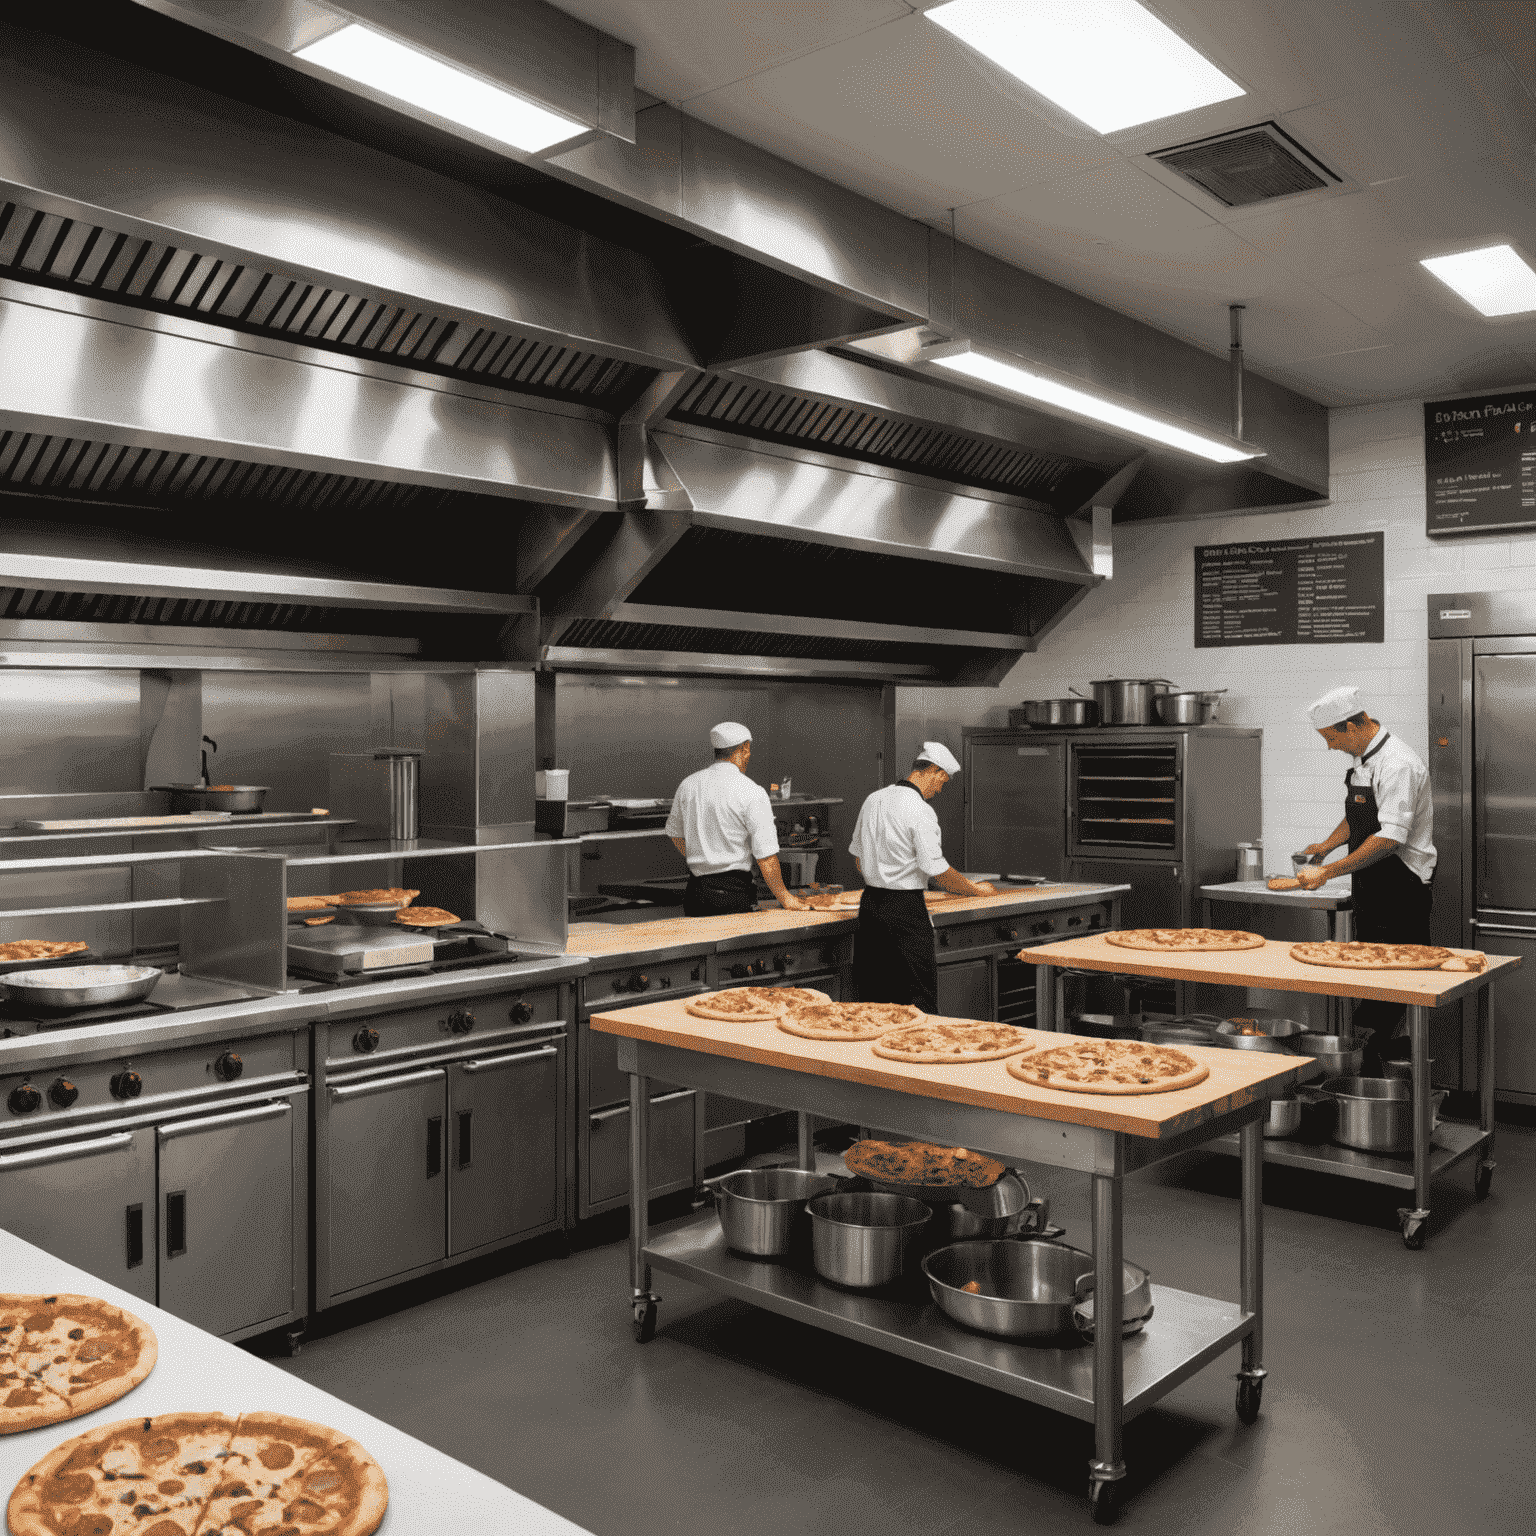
[633,1300,658,1343]
[1236,1377,1263,1425]
[1088,1477,1121,1525]
[1474,1161,1495,1200]
[1400,1215,1426,1250]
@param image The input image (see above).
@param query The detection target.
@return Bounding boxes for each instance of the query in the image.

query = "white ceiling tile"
[683,13,1120,215]
[547,1,913,105]
[1267,339,1534,405]
[1281,49,1536,186]
[1317,260,1536,350]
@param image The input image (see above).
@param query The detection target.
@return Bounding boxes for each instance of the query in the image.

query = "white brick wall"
[899,397,1532,872]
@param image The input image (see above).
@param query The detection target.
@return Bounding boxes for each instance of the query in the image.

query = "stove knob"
[353,1027,380,1054]
[751,959,769,976]
[773,952,791,973]
[214,1052,244,1082]
[632,974,650,993]
[8,1083,41,1115]
[997,926,1019,941]
[728,964,748,979]
[938,931,951,947]
[48,1078,79,1109]
[110,1071,142,1101]
[690,966,702,982]
[448,1009,476,1035]
[509,1001,533,1025]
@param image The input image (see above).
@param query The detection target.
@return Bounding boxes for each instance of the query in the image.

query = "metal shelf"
[288,837,576,865]
[1207,1120,1490,1190]
[646,1215,1253,1423]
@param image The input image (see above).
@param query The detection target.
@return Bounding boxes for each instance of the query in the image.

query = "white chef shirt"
[665,761,779,876]
[848,783,949,890]
[1349,731,1436,883]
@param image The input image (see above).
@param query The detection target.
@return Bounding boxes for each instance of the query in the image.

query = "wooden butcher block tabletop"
[1024,934,1520,1008]
[590,998,1306,1141]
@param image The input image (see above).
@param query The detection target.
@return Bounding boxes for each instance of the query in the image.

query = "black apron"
[852,782,939,1015]
[1345,733,1432,1065]
[683,867,757,917]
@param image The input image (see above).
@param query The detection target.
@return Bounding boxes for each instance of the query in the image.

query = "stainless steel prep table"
[1029,934,1516,1249]
[0,1227,592,1535]
[592,1000,1304,1524]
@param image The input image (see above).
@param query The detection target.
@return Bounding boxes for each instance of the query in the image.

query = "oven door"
[0,1128,157,1303]
[324,1066,447,1301]
[157,1097,302,1339]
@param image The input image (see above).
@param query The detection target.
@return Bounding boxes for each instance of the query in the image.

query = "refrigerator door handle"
[1470,920,1536,936]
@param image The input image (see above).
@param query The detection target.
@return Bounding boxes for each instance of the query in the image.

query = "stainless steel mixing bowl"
[712,1168,837,1258]
[808,1192,931,1288]
[1296,1033,1366,1076]
[0,964,163,1010]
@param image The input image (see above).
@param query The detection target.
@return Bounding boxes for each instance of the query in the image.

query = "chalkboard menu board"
[1425,389,1536,535]
[1195,532,1384,648]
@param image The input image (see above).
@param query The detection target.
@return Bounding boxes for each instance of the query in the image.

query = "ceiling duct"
[1149,123,1340,208]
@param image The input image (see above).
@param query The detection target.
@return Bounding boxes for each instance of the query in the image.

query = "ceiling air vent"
[1150,123,1338,208]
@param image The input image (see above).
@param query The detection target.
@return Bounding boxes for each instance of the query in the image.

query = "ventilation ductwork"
[1150,123,1340,208]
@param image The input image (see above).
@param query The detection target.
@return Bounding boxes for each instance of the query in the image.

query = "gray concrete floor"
[273,1121,1534,1534]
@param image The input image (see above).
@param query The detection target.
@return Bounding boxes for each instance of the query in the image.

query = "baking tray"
[285,926,436,974]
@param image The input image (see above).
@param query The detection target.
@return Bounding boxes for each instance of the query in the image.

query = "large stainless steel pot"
[1010,698,1099,729]
[1322,1076,1447,1156]
[1071,679,1174,726]
[712,1168,837,1257]
[1262,1093,1304,1138]
[808,1192,931,1288]
[1154,690,1226,725]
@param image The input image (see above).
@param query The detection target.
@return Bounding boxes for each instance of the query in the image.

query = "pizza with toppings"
[843,1140,1007,1188]
[285,896,336,913]
[776,1001,923,1039]
[1289,941,1452,970]
[1008,1039,1210,1094]
[6,1411,387,1536]
[1266,877,1302,891]
[1105,928,1265,952]
[330,888,419,907]
[392,907,460,928]
[0,1294,157,1434]
[871,1020,1036,1063]
[1438,950,1489,973]
[0,941,90,964]
[737,985,829,1010]
[685,989,791,1022]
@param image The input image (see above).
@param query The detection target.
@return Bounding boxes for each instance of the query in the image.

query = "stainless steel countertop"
[1201,878,1353,911]
[0,1228,592,1535]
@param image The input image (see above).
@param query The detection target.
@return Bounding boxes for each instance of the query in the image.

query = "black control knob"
[751,959,769,976]
[690,966,701,982]
[353,1027,380,1054]
[997,925,1019,941]
[8,1083,41,1115]
[729,964,748,979]
[773,952,791,973]
[938,931,951,947]
[448,1009,476,1035]
[1032,920,1053,936]
[110,1070,142,1101]
[48,1078,78,1109]
[509,1000,533,1025]
[634,974,650,993]
[214,1051,243,1082]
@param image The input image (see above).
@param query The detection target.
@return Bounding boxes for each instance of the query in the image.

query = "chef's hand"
[971,881,997,896]
[1296,863,1330,889]
[780,893,809,911]
[1298,841,1330,859]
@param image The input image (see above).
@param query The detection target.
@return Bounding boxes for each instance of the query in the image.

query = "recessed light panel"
[1420,245,1536,317]
[926,0,1244,135]
[296,23,587,154]
[930,348,1259,463]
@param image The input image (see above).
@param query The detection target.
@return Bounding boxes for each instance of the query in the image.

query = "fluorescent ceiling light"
[928,346,1259,463]
[1420,244,1536,317]
[926,0,1244,135]
[295,23,587,154]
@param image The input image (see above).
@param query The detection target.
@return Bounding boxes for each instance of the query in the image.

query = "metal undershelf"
[645,1214,1252,1423]
[1207,1121,1489,1190]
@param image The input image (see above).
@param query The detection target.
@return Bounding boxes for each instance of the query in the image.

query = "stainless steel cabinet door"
[965,740,1065,878]
[1472,919,1536,1100]
[1475,655,1536,910]
[157,1100,296,1338]
[585,1089,696,1211]
[326,1068,446,1299]
[936,957,993,1020]
[448,1044,562,1256]
[0,1130,156,1302]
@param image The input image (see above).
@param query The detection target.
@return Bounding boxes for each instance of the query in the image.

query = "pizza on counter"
[285,896,336,913]
[1105,928,1265,952]
[1289,940,1453,970]
[0,941,90,964]
[736,985,830,1010]
[1008,1039,1210,1094]
[0,1294,157,1434]
[871,1020,1036,1064]
[1438,950,1489,973]
[330,888,420,907]
[685,989,791,1022]
[843,1139,1007,1189]
[776,1001,923,1039]
[7,1410,388,1536]
[1266,877,1303,891]
[392,907,460,928]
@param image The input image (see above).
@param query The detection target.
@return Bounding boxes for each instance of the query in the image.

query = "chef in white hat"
[1296,686,1437,1072]
[666,722,806,917]
[846,742,995,1013]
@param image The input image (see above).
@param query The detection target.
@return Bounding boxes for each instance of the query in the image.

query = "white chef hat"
[709,721,752,750]
[1306,686,1365,730]
[916,740,961,775]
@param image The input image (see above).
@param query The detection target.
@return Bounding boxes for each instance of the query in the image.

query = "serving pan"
[153,783,268,814]
[0,964,163,1010]
[1215,1023,1297,1055]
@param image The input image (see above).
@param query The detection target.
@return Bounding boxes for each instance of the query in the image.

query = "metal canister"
[1236,843,1263,881]
[377,748,421,840]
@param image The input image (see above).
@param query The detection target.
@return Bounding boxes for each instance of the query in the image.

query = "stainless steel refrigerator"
[1431,591,1536,1105]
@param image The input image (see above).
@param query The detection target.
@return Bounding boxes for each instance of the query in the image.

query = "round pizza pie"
[843,1139,1007,1188]
[871,1020,1036,1063]
[331,888,420,907]
[1105,928,1265,952]
[0,941,90,964]
[392,907,460,928]
[7,1411,387,1536]
[737,985,829,1010]
[1290,941,1452,970]
[0,1294,157,1434]
[685,989,791,1022]
[776,1001,923,1039]
[1008,1039,1210,1094]
[1266,876,1302,891]
[284,896,336,913]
